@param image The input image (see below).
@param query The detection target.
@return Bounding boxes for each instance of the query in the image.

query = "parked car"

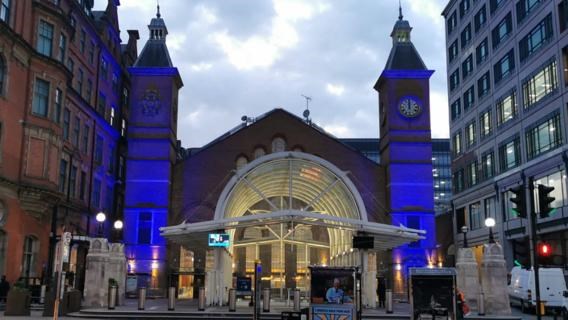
[508,266,566,313]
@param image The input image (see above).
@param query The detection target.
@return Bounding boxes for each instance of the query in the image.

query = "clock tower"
[375,7,436,294]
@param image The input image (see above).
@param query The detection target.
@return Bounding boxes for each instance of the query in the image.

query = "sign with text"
[208,233,230,247]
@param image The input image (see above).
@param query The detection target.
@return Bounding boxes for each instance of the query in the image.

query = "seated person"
[326,278,344,304]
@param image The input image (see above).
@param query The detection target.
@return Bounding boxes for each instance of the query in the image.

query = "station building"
[122,7,438,305]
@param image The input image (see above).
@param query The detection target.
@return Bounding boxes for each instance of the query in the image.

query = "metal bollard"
[385,289,393,314]
[168,287,176,311]
[229,288,236,312]
[138,287,147,310]
[108,285,117,310]
[477,292,485,316]
[40,284,46,304]
[293,289,301,312]
[198,287,206,311]
[263,288,271,312]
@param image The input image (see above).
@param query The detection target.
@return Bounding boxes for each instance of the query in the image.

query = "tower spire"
[157,0,161,18]
[398,0,403,21]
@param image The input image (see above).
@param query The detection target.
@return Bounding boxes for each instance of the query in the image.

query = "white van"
[508,266,566,313]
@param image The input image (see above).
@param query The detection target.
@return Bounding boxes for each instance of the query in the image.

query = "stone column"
[361,251,377,308]
[481,243,511,315]
[456,247,480,311]
[109,243,126,305]
[83,238,110,307]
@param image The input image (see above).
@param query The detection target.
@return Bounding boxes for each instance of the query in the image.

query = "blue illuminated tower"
[124,5,183,291]
[374,8,436,294]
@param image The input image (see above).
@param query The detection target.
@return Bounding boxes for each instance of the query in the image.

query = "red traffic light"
[538,243,551,257]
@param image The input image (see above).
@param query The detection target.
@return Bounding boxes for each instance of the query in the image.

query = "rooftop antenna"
[398,0,403,20]
[301,94,312,124]
[157,0,161,18]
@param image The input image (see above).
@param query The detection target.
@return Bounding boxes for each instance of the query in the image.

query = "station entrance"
[161,152,424,306]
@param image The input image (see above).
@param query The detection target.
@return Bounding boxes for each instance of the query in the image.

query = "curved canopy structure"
[161,152,424,254]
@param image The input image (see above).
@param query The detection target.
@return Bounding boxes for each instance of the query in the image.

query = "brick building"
[0,0,136,291]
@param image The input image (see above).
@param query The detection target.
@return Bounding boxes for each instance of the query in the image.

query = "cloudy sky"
[97,0,450,148]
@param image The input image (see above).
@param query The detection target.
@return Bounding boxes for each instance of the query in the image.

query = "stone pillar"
[83,238,110,307]
[109,243,126,305]
[361,252,377,308]
[456,247,480,311]
[481,243,511,315]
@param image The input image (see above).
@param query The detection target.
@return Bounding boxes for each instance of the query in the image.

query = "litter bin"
[385,289,393,314]
[229,288,236,312]
[198,287,206,311]
[108,285,117,310]
[477,292,485,316]
[168,287,176,311]
[138,287,146,310]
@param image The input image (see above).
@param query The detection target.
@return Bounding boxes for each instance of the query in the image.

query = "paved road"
[510,305,561,320]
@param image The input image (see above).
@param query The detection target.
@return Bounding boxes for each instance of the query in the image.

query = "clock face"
[399,98,422,118]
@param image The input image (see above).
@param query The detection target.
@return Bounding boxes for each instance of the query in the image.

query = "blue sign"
[208,233,230,247]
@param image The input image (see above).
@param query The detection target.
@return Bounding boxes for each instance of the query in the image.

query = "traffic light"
[509,185,526,218]
[537,242,552,258]
[537,184,555,218]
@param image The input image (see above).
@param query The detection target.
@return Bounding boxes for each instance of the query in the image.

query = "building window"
[496,90,517,125]
[477,71,490,98]
[88,41,95,64]
[98,93,106,115]
[73,116,80,146]
[95,135,103,164]
[499,136,521,171]
[69,165,77,198]
[448,11,457,34]
[494,49,515,84]
[82,125,89,153]
[476,38,489,65]
[462,54,474,79]
[459,0,471,18]
[449,40,459,63]
[481,151,495,179]
[21,236,38,277]
[484,197,497,219]
[108,147,115,174]
[452,131,462,156]
[560,0,568,33]
[480,109,492,138]
[110,106,115,126]
[492,12,512,49]
[0,0,10,23]
[58,33,66,63]
[522,59,557,109]
[0,54,5,96]
[63,108,70,140]
[77,69,83,95]
[517,0,542,24]
[469,202,482,229]
[450,69,460,91]
[37,20,54,57]
[254,147,266,159]
[138,212,152,244]
[467,160,478,187]
[490,0,506,14]
[92,178,101,208]
[79,171,86,200]
[59,158,67,193]
[112,73,119,95]
[519,14,553,62]
[67,58,74,72]
[465,121,476,148]
[451,99,461,121]
[474,5,487,32]
[32,79,50,117]
[526,112,562,160]
[101,58,108,80]
[272,137,286,153]
[53,88,62,123]
[79,29,86,53]
[463,86,475,110]
[453,168,465,193]
[461,24,472,48]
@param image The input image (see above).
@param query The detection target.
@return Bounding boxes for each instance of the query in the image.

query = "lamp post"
[461,225,469,248]
[96,211,106,237]
[485,217,496,243]
[113,220,123,242]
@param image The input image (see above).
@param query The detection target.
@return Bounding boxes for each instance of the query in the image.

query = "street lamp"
[113,219,124,242]
[96,211,106,237]
[485,217,496,243]
[461,225,469,248]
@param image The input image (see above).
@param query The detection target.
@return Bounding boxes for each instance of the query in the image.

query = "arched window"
[253,147,266,159]
[22,236,39,278]
[271,137,286,153]
[236,155,248,170]
[0,54,5,96]
[0,0,10,24]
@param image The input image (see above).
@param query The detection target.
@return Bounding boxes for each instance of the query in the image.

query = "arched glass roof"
[219,153,364,221]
